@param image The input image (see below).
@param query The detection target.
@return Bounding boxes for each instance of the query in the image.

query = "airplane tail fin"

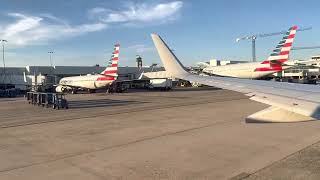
[101,44,120,77]
[151,34,188,78]
[256,26,297,72]
[262,25,298,65]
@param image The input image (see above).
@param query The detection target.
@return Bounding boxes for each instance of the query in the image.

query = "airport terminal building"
[0,65,164,90]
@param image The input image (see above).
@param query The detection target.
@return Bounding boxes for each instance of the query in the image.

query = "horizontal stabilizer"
[246,106,316,123]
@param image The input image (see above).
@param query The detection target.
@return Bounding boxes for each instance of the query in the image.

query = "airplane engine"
[55,85,66,93]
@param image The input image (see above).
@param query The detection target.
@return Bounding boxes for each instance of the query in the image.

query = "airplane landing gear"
[88,89,96,93]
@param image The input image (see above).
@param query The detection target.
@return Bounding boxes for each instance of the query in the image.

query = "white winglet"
[151,34,188,78]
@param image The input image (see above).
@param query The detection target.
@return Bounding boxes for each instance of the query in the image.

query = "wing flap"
[185,74,320,121]
[246,106,315,123]
[250,93,320,120]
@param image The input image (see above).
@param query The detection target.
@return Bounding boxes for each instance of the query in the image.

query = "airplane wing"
[151,34,320,123]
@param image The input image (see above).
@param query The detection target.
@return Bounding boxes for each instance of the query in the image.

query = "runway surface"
[1,87,320,180]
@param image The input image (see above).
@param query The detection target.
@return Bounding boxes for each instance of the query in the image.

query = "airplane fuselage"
[202,62,287,79]
[56,74,116,92]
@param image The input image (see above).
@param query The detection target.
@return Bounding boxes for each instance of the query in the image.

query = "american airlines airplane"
[55,44,120,94]
[202,26,297,79]
[151,30,320,123]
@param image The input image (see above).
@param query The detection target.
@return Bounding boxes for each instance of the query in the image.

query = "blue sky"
[1,0,320,67]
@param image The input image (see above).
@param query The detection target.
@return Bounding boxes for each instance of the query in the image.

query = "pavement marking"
[1,97,248,129]
[0,115,236,174]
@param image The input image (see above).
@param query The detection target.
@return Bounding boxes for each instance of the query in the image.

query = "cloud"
[0,13,107,46]
[0,1,184,47]
[89,1,183,24]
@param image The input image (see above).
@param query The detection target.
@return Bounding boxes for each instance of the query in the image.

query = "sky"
[0,0,320,67]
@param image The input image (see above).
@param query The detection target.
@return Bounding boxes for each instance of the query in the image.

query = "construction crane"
[236,27,312,62]
[292,46,320,50]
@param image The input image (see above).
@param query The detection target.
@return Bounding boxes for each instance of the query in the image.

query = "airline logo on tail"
[256,26,297,72]
[98,44,120,81]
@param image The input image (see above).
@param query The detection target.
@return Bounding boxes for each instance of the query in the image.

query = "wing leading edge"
[151,33,320,123]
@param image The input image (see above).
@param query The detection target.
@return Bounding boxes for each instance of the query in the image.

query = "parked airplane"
[55,44,120,93]
[202,26,298,79]
[151,29,320,123]
[286,59,320,67]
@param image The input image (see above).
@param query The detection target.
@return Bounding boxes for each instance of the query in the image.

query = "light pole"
[48,51,54,67]
[48,51,55,84]
[1,40,7,89]
[251,36,256,62]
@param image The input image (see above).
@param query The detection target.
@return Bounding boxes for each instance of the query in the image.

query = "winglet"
[151,34,188,78]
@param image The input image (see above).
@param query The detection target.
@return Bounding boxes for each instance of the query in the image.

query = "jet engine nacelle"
[55,85,67,93]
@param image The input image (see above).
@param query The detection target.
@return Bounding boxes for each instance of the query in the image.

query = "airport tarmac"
[1,87,320,180]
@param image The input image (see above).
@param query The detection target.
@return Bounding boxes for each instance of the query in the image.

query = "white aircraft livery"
[151,29,320,123]
[55,44,120,93]
[202,26,297,79]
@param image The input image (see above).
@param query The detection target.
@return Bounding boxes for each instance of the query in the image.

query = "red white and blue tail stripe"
[256,26,297,72]
[263,25,297,64]
[101,44,120,77]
